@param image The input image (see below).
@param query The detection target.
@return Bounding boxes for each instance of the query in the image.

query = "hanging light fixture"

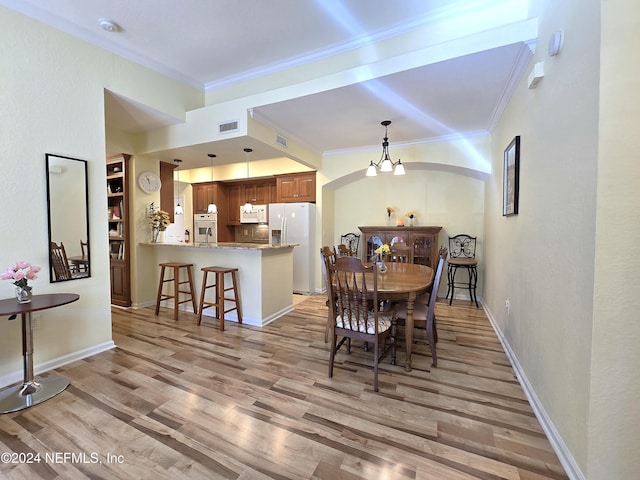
[366,120,405,177]
[173,159,184,215]
[242,148,253,214]
[206,153,217,214]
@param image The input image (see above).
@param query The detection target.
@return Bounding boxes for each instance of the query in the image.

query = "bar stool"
[155,262,198,321]
[197,266,242,331]
[446,234,479,307]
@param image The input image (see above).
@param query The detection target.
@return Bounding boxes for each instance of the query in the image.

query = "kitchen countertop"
[142,242,297,250]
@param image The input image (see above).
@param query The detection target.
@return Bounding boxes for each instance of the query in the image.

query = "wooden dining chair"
[327,256,396,392]
[389,243,411,263]
[394,247,448,367]
[50,241,77,281]
[320,246,337,342]
[336,243,355,257]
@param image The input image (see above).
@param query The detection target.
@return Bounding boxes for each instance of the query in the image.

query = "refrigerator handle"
[282,217,287,243]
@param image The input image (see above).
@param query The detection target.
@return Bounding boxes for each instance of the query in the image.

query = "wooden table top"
[0,293,80,317]
[367,262,435,296]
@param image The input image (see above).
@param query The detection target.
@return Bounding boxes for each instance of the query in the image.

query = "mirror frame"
[45,153,91,283]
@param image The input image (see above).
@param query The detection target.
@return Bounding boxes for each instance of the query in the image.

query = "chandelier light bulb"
[366,120,405,177]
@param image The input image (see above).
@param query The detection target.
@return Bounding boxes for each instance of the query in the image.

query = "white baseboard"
[0,341,116,389]
[482,305,586,480]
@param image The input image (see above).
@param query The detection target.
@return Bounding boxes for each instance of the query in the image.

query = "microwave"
[240,204,268,224]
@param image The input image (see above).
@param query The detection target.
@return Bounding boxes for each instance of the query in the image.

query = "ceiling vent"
[275,133,288,149]
[218,120,238,134]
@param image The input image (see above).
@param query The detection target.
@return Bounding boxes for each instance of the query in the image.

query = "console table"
[358,226,443,267]
[0,293,79,413]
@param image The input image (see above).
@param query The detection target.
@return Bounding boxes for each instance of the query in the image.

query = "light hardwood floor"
[0,296,568,479]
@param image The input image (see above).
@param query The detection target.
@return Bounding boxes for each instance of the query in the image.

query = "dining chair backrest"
[449,234,476,259]
[80,240,88,258]
[389,243,411,263]
[424,246,448,367]
[336,243,355,257]
[50,241,73,281]
[326,255,396,391]
[329,256,378,333]
[319,246,336,290]
[340,233,360,256]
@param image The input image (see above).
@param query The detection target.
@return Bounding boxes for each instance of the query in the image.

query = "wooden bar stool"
[155,262,198,321]
[197,266,242,331]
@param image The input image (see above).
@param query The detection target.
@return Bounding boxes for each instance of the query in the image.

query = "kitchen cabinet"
[243,179,274,204]
[358,226,442,267]
[276,172,316,203]
[193,182,225,214]
[226,184,243,224]
[193,181,233,241]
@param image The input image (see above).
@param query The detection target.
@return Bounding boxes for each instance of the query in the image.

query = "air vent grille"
[218,120,238,134]
[276,134,288,148]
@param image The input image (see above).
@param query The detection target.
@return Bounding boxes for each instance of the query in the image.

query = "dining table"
[67,255,89,273]
[366,261,434,371]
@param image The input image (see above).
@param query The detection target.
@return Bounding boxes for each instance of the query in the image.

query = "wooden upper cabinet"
[244,180,272,204]
[276,172,316,203]
[193,182,226,215]
[226,184,243,224]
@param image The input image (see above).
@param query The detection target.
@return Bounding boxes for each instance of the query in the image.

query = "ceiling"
[1,0,537,169]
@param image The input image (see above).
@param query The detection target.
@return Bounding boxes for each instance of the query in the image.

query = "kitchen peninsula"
[142,242,297,327]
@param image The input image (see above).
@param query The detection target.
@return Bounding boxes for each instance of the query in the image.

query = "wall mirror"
[45,153,90,282]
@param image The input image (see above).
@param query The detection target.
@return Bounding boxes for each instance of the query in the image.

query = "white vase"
[158,230,166,243]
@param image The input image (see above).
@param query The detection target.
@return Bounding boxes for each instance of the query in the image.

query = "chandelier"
[173,159,183,215]
[366,120,405,177]
[207,153,217,214]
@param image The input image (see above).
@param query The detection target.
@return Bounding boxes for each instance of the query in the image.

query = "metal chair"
[446,234,479,307]
[340,233,360,257]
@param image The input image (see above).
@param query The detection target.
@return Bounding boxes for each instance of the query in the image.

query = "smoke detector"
[99,18,120,33]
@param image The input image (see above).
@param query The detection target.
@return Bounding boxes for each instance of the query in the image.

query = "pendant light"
[206,153,217,214]
[366,120,405,177]
[173,159,184,215]
[242,148,253,214]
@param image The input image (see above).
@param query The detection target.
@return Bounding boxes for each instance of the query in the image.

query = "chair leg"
[426,314,437,367]
[448,265,457,305]
[155,266,166,316]
[328,334,337,379]
[373,339,379,392]
[187,266,198,315]
[471,266,479,307]
[231,270,242,324]
[197,270,208,326]
[172,267,180,321]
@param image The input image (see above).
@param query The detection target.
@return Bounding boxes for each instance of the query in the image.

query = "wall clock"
[138,171,161,194]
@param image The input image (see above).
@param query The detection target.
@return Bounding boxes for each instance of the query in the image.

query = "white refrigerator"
[268,202,316,294]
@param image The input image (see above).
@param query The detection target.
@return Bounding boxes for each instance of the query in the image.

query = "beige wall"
[2,2,638,476]
[483,0,640,477]
[589,0,640,478]
[0,7,201,380]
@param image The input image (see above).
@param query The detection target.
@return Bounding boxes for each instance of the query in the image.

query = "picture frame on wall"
[503,135,520,216]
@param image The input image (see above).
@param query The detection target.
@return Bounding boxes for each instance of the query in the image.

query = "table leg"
[404,293,416,372]
[0,312,70,414]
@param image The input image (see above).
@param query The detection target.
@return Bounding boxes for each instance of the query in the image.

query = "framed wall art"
[503,135,520,216]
